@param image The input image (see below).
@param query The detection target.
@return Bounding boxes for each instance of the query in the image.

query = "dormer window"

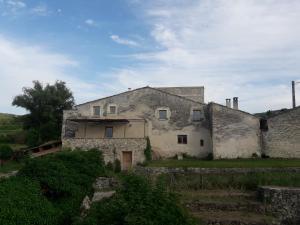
[93,106,101,116]
[109,105,116,114]
[159,110,167,120]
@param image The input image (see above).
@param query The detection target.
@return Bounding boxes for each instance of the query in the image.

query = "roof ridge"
[76,86,206,107]
[208,102,257,118]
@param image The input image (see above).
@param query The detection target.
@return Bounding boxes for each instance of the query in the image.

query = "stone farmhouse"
[62,86,300,169]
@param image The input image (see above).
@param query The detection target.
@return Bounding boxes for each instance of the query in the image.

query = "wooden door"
[122,151,132,170]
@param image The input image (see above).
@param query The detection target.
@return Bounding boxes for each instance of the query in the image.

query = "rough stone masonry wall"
[263,107,300,158]
[210,103,261,159]
[258,186,300,224]
[62,138,146,167]
[71,87,212,159]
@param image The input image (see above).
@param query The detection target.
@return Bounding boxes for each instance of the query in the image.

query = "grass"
[147,158,300,168]
[0,160,24,173]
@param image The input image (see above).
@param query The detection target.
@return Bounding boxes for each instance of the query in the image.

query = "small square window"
[105,127,113,138]
[178,135,187,144]
[200,139,204,146]
[109,106,116,114]
[93,106,100,116]
[159,110,167,120]
[192,110,202,121]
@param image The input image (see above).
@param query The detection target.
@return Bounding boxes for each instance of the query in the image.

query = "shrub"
[0,177,60,225]
[205,153,213,161]
[76,174,196,225]
[114,159,121,173]
[0,144,13,166]
[18,149,106,224]
[106,161,114,171]
[144,137,152,161]
[261,153,270,159]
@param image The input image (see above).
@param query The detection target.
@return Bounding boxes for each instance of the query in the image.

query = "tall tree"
[12,81,75,146]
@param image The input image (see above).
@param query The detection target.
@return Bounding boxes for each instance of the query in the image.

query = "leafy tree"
[0,144,13,167]
[12,80,74,146]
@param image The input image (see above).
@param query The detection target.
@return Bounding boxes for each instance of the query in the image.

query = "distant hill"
[0,113,23,134]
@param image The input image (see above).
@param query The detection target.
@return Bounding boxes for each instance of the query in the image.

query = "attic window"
[260,119,268,131]
[192,110,202,121]
[93,106,100,116]
[159,110,167,120]
[109,106,116,114]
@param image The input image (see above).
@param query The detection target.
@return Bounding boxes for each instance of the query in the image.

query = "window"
[200,139,204,146]
[178,135,187,144]
[192,110,202,121]
[159,110,167,120]
[93,106,100,116]
[109,106,116,114]
[105,127,113,138]
[260,119,268,131]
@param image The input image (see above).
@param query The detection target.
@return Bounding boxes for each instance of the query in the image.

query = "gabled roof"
[76,86,206,107]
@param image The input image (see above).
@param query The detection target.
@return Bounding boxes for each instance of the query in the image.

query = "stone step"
[192,211,279,225]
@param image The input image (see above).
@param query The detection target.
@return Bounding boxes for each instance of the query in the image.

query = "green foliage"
[18,149,106,224]
[76,174,195,225]
[0,177,60,225]
[114,159,121,173]
[0,144,13,166]
[144,137,152,161]
[12,80,75,146]
[205,153,213,161]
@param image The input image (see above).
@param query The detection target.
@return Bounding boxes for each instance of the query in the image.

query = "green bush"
[18,149,106,224]
[144,137,152,161]
[0,177,60,225]
[114,159,121,173]
[0,144,13,166]
[76,174,196,225]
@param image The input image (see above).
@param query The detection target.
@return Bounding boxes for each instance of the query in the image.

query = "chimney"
[233,97,239,110]
[226,98,231,108]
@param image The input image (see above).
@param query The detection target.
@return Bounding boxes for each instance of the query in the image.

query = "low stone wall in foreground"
[135,166,300,175]
[258,186,300,224]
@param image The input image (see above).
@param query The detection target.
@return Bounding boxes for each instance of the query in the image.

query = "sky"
[0,0,300,114]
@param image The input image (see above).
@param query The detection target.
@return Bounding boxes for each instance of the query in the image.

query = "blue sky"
[0,0,300,114]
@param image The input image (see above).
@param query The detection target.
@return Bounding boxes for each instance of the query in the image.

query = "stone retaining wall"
[134,166,300,175]
[63,138,147,167]
[258,186,300,224]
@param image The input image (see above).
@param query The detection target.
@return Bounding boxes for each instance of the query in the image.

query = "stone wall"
[262,107,300,158]
[210,103,261,159]
[156,86,204,103]
[66,87,212,159]
[134,166,300,175]
[258,186,300,224]
[62,138,146,168]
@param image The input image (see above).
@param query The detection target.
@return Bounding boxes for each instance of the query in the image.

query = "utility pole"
[292,81,296,108]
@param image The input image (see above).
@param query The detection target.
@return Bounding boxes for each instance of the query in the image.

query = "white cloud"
[0,35,110,114]
[0,0,26,15]
[6,0,26,8]
[112,0,300,112]
[31,4,50,16]
[85,19,97,27]
[110,35,139,47]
